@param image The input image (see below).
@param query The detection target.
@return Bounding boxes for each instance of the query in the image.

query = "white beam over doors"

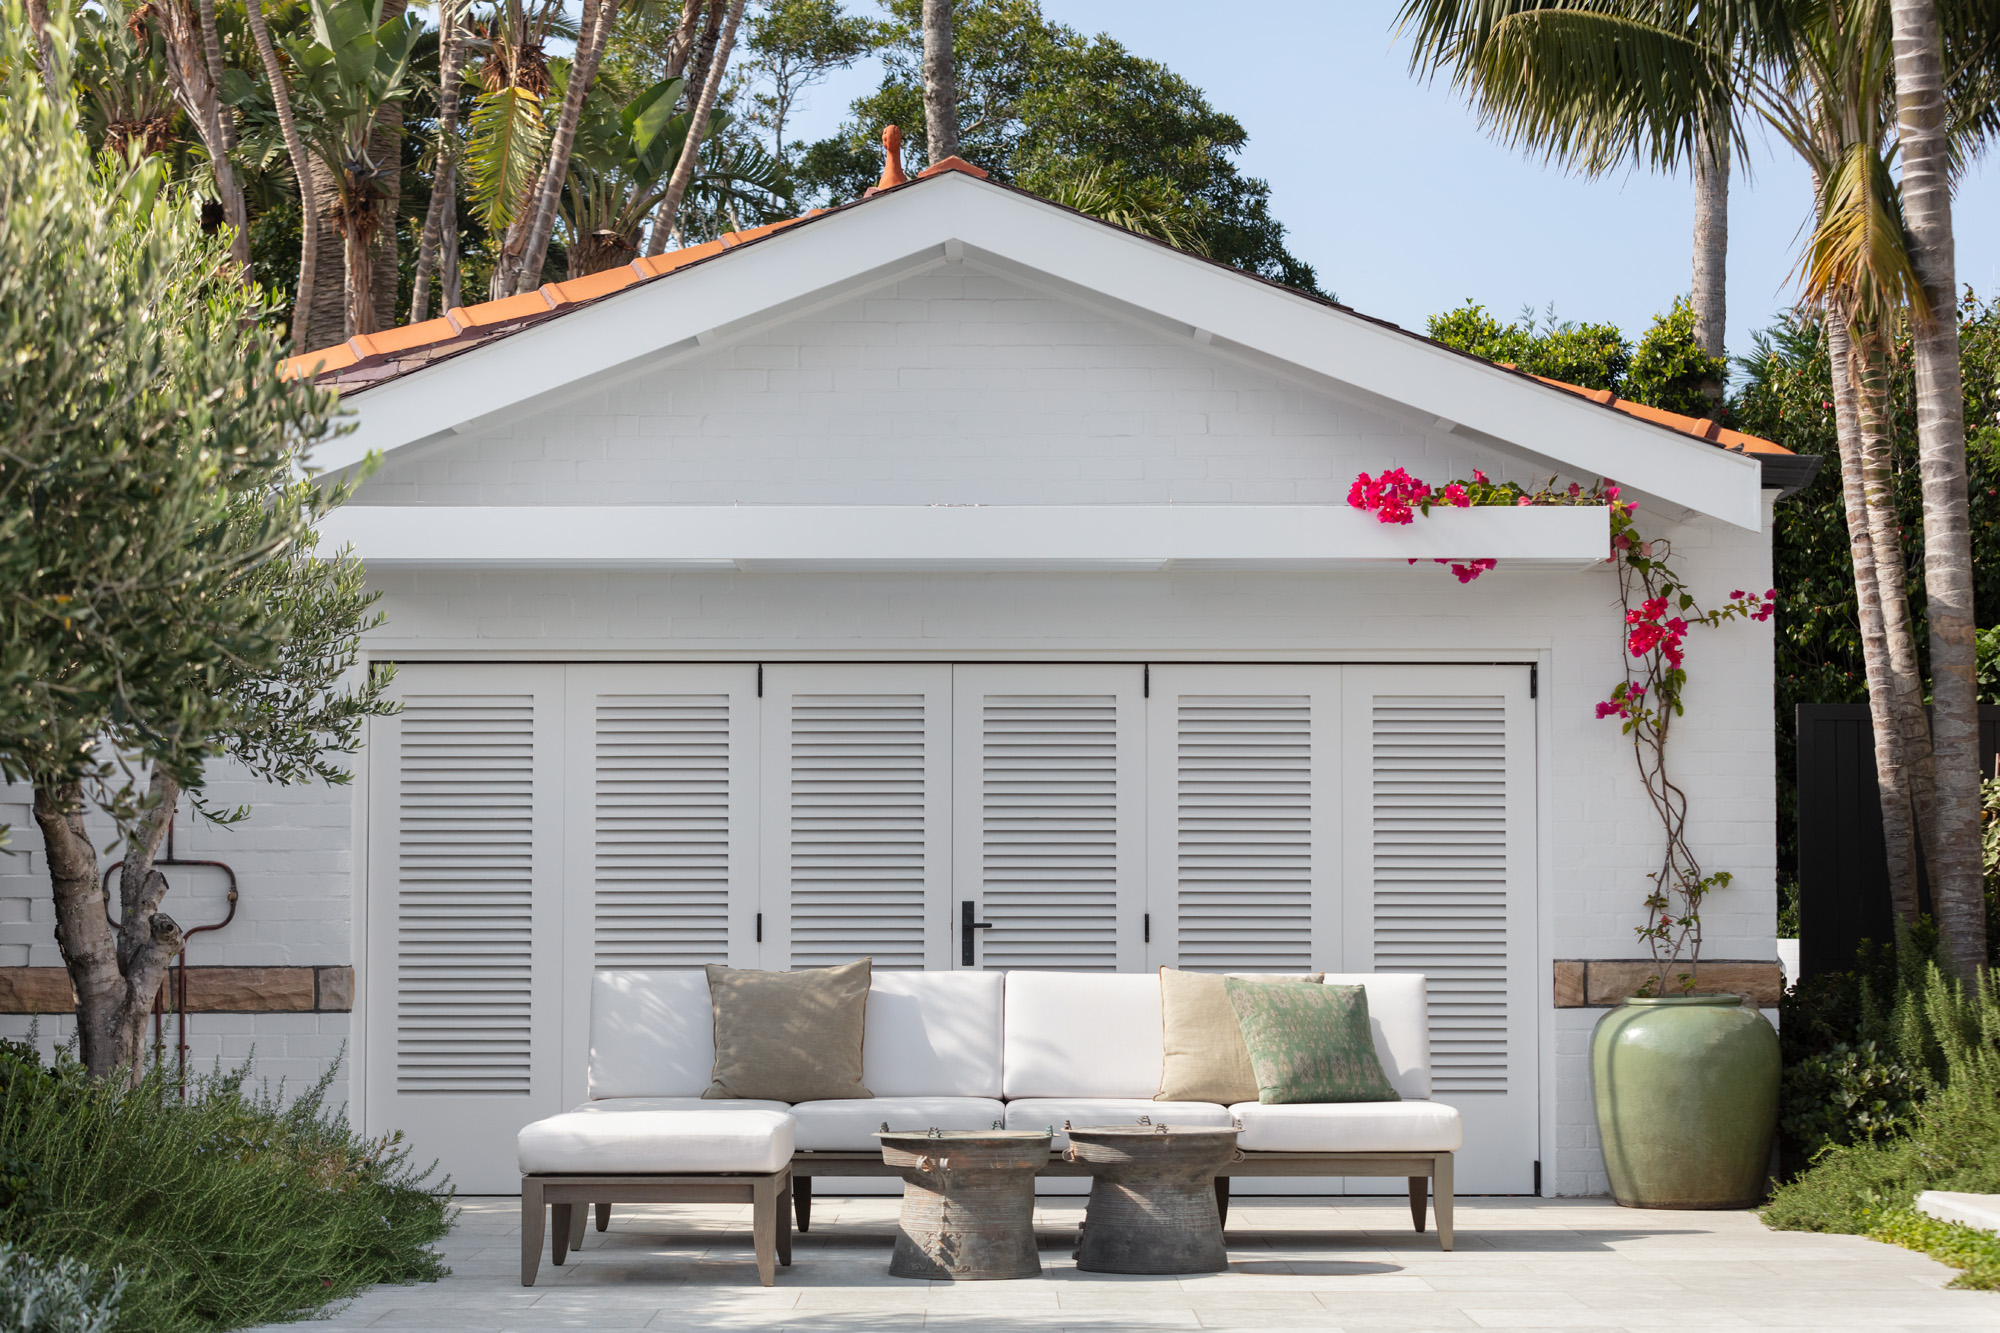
[318,503,1610,570]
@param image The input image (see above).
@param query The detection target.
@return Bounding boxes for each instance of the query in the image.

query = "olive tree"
[0,7,392,1082]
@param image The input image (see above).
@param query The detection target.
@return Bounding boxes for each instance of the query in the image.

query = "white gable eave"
[315,171,1764,530]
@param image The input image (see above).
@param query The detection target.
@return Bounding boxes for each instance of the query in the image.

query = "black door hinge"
[1144,912,1151,944]
[756,664,764,697]
[1143,664,1150,698]
[1529,663,1538,699]
[755,912,762,943]
[1533,1158,1542,1195]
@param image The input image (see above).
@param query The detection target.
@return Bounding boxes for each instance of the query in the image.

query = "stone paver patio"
[272,1195,1998,1332]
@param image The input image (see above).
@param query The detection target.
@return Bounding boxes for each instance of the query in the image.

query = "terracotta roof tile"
[919,155,988,179]
[1527,375,1792,455]
[551,261,645,303]
[449,289,558,330]
[349,317,457,360]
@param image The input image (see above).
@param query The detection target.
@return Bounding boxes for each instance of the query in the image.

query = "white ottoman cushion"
[518,1109,794,1175]
[792,1096,1006,1150]
[1004,1098,1231,1148]
[1227,1099,1463,1153]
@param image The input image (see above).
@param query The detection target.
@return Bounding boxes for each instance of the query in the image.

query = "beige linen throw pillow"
[702,958,874,1102]
[1155,967,1322,1105]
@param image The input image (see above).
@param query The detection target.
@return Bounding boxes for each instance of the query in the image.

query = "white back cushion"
[589,970,715,1099]
[863,970,1005,1097]
[1323,972,1430,1099]
[1003,972,1163,1099]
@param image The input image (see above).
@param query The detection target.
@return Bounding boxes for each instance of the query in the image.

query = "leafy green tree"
[1628,298,1733,417]
[743,0,882,162]
[0,11,390,1082]
[1426,301,1634,394]
[794,0,1321,291]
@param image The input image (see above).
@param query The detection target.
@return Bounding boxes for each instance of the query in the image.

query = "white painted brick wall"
[0,1013,352,1115]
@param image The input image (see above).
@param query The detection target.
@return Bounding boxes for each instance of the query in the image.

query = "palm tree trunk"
[412,0,467,322]
[440,186,462,311]
[156,0,252,274]
[1888,0,1984,976]
[22,0,57,99]
[921,0,959,163]
[344,208,378,338]
[1852,315,1942,909]
[651,0,746,248]
[508,0,619,296]
[197,0,236,152]
[244,0,321,352]
[303,157,349,349]
[1828,311,1923,928]
[1690,134,1727,359]
[645,0,719,257]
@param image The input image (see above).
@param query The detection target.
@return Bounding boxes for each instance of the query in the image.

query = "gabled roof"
[299,151,1792,529]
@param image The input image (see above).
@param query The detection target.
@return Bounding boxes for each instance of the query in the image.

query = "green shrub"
[1765,964,2000,1290]
[0,1041,452,1333]
[1864,1209,2000,1291]
[1779,1040,1924,1161]
[0,1243,124,1333]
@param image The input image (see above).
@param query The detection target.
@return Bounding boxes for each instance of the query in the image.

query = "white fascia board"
[315,173,1761,528]
[317,503,1610,570]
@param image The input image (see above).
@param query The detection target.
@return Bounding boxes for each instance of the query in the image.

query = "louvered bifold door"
[365,665,565,1195]
[559,665,758,1101]
[1341,664,1537,1195]
[1145,666,1343,973]
[952,665,1145,971]
[760,665,952,970]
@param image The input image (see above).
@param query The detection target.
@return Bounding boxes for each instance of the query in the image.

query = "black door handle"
[961,899,995,965]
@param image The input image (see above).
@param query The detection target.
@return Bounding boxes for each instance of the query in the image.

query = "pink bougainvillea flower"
[1730,590,1747,600]
[1605,485,1620,501]
[1441,482,1470,508]
[1472,469,1490,485]
[1347,468,1431,526]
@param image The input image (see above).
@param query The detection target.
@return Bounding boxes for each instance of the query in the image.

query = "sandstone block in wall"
[1553,960,1784,1008]
[0,966,352,1013]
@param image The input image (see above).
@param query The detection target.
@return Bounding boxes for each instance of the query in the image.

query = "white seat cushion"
[1004,1098,1231,1148]
[791,1096,1006,1151]
[1002,973,1164,1099]
[573,1097,789,1114]
[1320,973,1432,1099]
[863,972,1005,1097]
[1227,1100,1462,1153]
[518,1109,794,1175]
[588,971,718,1099]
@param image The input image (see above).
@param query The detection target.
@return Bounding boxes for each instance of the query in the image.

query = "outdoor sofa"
[517,969,1460,1285]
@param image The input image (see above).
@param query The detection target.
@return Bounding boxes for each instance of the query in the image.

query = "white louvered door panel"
[1342,664,1537,1195]
[951,666,1145,971]
[761,666,952,970]
[1145,666,1342,973]
[559,665,757,1103]
[365,665,565,1194]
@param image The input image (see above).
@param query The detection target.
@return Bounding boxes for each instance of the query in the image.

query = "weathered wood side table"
[1065,1124,1240,1274]
[876,1128,1052,1280]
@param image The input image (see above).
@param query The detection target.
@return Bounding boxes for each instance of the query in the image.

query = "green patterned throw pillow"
[1222,978,1401,1104]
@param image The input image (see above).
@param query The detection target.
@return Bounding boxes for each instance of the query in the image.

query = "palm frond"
[1040,167,1211,256]
[465,84,548,233]
[1801,140,1927,325]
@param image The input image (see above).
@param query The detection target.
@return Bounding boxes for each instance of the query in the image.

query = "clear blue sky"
[783,0,2000,361]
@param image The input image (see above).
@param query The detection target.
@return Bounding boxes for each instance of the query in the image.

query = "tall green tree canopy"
[794,0,1323,292]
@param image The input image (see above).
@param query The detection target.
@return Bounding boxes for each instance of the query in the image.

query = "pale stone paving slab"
[246,1196,1984,1333]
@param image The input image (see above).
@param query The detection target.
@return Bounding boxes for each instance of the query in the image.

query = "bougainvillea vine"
[1349,468,1778,992]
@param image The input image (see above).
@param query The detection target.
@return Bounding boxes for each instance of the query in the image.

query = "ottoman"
[517,1108,795,1286]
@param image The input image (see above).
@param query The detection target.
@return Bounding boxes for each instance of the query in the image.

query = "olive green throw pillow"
[702,958,874,1102]
[1222,978,1401,1105]
[1156,968,1324,1105]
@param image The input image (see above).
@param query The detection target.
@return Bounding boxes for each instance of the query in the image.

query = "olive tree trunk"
[35,771,186,1085]
[1888,0,1985,976]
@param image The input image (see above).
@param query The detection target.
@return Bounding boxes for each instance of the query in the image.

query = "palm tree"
[152,0,254,272]
[411,0,471,321]
[651,0,748,252]
[1396,0,1753,361]
[921,0,958,164]
[288,0,424,338]
[243,0,325,351]
[1887,0,1985,977]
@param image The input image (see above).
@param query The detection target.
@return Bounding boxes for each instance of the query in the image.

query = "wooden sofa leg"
[1434,1153,1454,1252]
[794,1173,812,1233]
[778,1170,794,1267]
[1214,1176,1230,1229]
[752,1175,779,1287]
[568,1199,588,1251]
[595,1201,610,1232]
[551,1203,573,1265]
[521,1178,544,1287]
[1409,1177,1427,1233]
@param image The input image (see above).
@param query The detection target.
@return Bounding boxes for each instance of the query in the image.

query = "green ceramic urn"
[1590,993,1779,1208]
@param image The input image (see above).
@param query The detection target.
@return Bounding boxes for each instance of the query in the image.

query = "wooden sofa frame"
[521,1167,793,1287]
[784,1148,1455,1250]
